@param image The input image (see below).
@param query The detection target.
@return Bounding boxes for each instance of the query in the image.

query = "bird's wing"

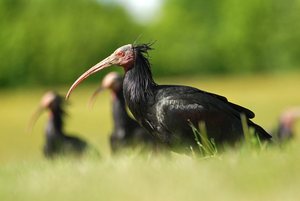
[155,85,254,124]
[198,89,255,119]
[157,85,255,119]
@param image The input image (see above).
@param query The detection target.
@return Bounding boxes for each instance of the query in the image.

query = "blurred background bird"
[29,91,90,158]
[273,107,300,142]
[89,72,157,154]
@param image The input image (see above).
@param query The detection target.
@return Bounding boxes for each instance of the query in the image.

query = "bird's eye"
[116,51,125,57]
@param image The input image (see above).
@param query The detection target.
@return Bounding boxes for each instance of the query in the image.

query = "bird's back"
[138,85,270,149]
[44,134,87,158]
[63,134,88,153]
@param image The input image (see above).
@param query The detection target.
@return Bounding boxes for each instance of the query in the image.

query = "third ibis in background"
[30,91,89,158]
[274,107,300,141]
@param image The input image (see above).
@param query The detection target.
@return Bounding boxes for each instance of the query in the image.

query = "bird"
[273,107,300,141]
[89,72,156,153]
[30,91,88,158]
[66,43,272,152]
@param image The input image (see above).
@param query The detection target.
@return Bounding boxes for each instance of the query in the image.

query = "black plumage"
[66,43,272,152]
[90,72,156,153]
[32,91,88,158]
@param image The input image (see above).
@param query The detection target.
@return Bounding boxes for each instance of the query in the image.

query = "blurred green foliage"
[1,0,300,87]
[149,0,300,76]
[0,0,138,87]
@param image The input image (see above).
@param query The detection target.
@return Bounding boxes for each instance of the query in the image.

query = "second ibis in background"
[89,72,156,153]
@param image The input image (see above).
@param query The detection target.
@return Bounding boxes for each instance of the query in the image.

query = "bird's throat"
[122,54,156,119]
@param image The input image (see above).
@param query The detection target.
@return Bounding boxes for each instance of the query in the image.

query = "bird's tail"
[248,120,272,140]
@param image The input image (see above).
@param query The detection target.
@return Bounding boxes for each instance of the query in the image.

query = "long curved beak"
[27,107,44,133]
[66,55,116,100]
[88,86,104,108]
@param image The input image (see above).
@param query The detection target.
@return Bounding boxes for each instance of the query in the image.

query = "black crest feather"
[133,42,154,55]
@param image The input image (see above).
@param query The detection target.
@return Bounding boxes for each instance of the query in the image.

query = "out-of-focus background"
[1,0,300,87]
[1,1,300,200]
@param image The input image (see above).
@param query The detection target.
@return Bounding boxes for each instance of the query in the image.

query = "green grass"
[0,73,300,201]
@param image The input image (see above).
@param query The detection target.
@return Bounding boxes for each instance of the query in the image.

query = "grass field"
[0,73,300,201]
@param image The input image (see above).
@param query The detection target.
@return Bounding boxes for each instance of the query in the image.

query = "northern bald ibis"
[89,72,156,153]
[30,91,88,158]
[274,107,300,141]
[66,44,271,152]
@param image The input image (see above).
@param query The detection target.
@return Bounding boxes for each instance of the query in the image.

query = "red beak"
[87,86,104,108]
[27,107,44,133]
[66,55,116,100]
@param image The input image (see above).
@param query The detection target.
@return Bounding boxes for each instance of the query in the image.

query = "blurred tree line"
[1,0,300,87]
[0,0,138,87]
[149,0,300,76]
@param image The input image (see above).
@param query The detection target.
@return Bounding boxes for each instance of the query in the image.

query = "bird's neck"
[47,108,64,136]
[123,53,157,120]
[112,88,133,130]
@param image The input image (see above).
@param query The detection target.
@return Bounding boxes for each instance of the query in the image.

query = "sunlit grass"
[0,73,300,201]
[1,144,300,201]
[190,121,218,157]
